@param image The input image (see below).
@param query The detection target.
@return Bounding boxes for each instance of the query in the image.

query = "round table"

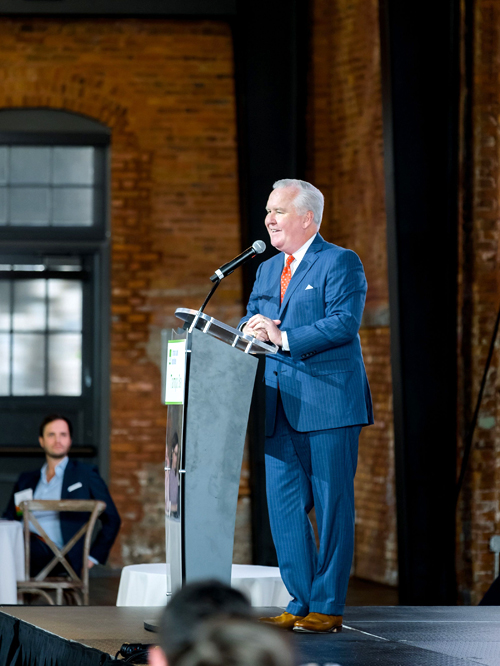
[116,563,292,607]
[0,520,25,604]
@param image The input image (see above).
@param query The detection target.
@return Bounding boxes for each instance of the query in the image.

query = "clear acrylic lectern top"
[175,307,278,355]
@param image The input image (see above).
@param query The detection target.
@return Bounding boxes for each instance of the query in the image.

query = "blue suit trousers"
[265,396,360,616]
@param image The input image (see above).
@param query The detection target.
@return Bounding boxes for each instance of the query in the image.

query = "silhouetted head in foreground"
[148,580,293,666]
[158,617,295,666]
[151,580,250,664]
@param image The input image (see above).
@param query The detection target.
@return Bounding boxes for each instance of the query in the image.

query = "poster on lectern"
[164,339,187,405]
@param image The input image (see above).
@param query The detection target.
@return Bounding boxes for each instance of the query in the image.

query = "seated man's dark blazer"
[3,459,121,574]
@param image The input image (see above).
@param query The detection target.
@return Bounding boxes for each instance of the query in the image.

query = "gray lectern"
[162,308,277,601]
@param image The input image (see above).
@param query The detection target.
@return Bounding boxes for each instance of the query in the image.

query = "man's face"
[39,419,72,460]
[265,186,315,255]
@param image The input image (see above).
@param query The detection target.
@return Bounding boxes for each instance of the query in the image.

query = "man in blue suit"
[240,179,373,633]
[4,414,121,576]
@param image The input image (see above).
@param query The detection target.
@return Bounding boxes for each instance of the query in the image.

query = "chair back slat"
[25,500,105,512]
[18,499,107,606]
[26,510,79,581]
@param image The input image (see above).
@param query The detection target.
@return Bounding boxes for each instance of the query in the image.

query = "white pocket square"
[305,284,314,290]
[67,482,83,493]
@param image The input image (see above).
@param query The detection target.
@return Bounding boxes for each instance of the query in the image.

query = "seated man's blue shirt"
[31,456,68,549]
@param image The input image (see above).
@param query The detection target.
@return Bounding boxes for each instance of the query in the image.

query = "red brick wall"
[307,0,500,597]
[456,0,500,603]
[0,17,243,565]
[307,0,398,585]
[1,9,400,583]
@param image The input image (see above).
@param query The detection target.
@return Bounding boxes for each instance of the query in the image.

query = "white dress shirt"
[280,234,317,351]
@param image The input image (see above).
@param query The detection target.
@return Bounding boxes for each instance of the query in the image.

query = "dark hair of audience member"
[174,618,295,666]
[39,414,74,438]
[158,580,252,662]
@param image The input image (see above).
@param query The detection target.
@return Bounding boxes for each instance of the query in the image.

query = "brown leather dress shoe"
[293,612,343,633]
[259,611,305,630]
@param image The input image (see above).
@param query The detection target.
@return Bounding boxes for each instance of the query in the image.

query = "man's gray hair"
[273,178,324,227]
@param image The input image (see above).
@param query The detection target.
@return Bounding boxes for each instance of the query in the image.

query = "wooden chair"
[17,499,106,606]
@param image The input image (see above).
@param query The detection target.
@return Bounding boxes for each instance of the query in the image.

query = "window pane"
[53,148,94,185]
[0,281,10,330]
[12,332,45,395]
[12,264,44,272]
[13,280,46,331]
[10,147,51,184]
[0,188,6,225]
[48,333,81,396]
[10,187,50,226]
[48,280,82,331]
[0,333,9,395]
[0,147,7,184]
[52,188,93,226]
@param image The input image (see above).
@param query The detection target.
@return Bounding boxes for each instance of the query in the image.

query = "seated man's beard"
[47,450,67,459]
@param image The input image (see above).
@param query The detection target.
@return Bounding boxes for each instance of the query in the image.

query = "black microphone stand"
[187,241,265,332]
[187,277,221,333]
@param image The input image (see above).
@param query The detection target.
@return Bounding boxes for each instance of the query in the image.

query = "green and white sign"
[164,339,186,405]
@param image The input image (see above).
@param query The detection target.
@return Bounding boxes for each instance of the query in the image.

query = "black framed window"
[0,258,85,397]
[0,110,111,513]
[0,109,109,242]
[0,146,103,229]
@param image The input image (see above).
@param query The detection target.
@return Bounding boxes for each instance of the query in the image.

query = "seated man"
[3,413,121,576]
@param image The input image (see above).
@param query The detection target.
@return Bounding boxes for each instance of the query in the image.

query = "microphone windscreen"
[252,240,266,254]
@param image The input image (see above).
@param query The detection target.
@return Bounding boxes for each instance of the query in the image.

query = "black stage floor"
[1,605,500,666]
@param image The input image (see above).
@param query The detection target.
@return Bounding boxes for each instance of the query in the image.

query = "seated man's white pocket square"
[305,284,314,290]
[67,482,83,493]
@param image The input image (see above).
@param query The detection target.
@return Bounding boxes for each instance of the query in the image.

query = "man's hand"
[244,315,283,346]
[88,559,95,569]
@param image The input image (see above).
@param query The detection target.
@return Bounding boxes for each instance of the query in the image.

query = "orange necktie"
[280,255,295,303]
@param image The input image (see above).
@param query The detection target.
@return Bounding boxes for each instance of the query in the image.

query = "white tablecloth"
[0,520,25,604]
[116,563,292,608]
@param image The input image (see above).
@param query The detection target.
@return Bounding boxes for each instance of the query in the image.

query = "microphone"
[210,240,266,282]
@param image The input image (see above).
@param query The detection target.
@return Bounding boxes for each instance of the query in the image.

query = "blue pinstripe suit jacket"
[240,234,374,435]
